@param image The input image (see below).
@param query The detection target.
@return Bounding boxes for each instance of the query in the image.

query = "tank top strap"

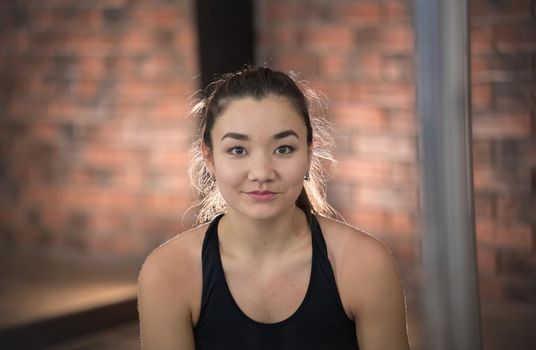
[309,214,329,256]
[197,214,225,328]
[309,214,348,313]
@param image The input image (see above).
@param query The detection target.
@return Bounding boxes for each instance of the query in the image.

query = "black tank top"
[193,214,359,350]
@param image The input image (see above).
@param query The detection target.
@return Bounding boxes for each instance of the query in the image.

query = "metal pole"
[414,0,483,349]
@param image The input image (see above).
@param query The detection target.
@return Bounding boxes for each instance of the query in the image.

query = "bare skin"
[138,211,410,349]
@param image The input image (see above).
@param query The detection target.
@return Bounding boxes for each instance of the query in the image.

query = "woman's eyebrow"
[273,130,299,140]
[221,132,249,141]
[221,130,299,141]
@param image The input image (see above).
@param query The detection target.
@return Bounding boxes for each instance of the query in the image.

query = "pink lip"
[247,191,277,201]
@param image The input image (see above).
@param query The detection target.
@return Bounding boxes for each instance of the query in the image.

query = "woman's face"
[205,95,311,221]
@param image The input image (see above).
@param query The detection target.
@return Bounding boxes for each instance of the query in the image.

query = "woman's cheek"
[213,159,246,183]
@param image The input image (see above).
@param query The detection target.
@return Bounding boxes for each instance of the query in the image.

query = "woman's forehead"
[212,96,306,137]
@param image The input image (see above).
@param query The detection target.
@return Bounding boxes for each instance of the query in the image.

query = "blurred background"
[0,0,534,349]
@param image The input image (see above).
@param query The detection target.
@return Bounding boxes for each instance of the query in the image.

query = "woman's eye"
[228,146,246,156]
[275,145,294,155]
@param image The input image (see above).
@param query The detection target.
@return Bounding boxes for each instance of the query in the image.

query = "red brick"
[494,195,525,221]
[498,250,536,276]
[356,24,414,52]
[350,53,383,81]
[81,146,135,168]
[261,25,301,48]
[0,0,197,257]
[119,31,158,54]
[264,2,305,22]
[128,6,188,29]
[303,81,338,103]
[117,169,146,190]
[333,2,382,24]
[141,216,184,240]
[489,53,533,80]
[272,51,318,76]
[386,212,417,237]
[89,211,128,234]
[477,247,497,274]
[382,55,414,82]
[331,103,388,129]
[473,165,509,192]
[326,181,355,210]
[471,26,493,54]
[381,2,411,21]
[472,83,492,111]
[358,82,415,108]
[474,193,494,217]
[75,80,100,100]
[388,110,418,135]
[347,209,388,234]
[390,162,419,186]
[383,238,420,263]
[471,0,534,17]
[476,218,533,251]
[471,139,492,164]
[60,187,138,213]
[107,234,145,256]
[494,81,534,109]
[304,24,354,52]
[353,133,416,161]
[494,21,536,53]
[471,55,489,83]
[33,8,103,30]
[355,185,418,212]
[140,193,190,215]
[147,98,192,121]
[57,33,118,56]
[473,53,533,83]
[472,113,532,139]
[502,276,536,302]
[318,54,348,79]
[26,122,60,141]
[479,274,504,299]
[173,27,196,50]
[32,10,68,29]
[332,157,391,185]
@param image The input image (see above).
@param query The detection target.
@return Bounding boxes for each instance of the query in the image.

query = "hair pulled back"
[188,66,339,224]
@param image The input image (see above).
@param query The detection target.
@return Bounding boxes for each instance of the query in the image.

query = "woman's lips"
[247,191,277,201]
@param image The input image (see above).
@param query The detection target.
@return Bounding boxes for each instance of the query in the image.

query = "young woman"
[138,67,410,350]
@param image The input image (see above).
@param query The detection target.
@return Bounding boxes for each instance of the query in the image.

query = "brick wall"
[0,0,534,303]
[0,0,199,257]
[257,0,535,304]
[470,0,536,302]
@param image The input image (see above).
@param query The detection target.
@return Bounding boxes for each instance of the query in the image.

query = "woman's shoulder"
[316,215,391,262]
[138,223,212,346]
[138,222,209,300]
[315,215,403,317]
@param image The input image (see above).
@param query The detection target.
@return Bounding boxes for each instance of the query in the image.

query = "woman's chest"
[222,253,312,324]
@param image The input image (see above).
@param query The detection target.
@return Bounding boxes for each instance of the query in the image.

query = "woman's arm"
[351,238,410,350]
[138,245,197,350]
[326,219,410,350]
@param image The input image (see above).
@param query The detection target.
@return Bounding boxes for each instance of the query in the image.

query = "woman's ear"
[201,141,215,174]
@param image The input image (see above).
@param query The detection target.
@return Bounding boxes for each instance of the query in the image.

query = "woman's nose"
[247,155,275,182]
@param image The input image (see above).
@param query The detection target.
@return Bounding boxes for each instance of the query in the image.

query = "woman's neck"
[218,206,310,259]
